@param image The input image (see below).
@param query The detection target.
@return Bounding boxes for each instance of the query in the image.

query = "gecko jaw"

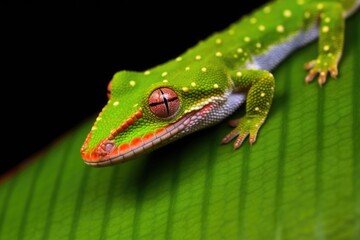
[81,103,215,167]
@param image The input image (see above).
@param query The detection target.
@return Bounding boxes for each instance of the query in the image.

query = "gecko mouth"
[81,103,215,167]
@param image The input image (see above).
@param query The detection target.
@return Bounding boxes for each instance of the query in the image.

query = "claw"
[222,128,240,144]
[304,60,316,70]
[329,66,338,78]
[305,69,317,83]
[234,133,249,149]
[249,135,257,144]
[318,71,327,86]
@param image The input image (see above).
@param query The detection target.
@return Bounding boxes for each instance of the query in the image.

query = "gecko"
[81,0,360,166]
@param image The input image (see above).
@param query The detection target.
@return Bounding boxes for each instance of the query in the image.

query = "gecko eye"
[107,81,112,99]
[148,87,180,118]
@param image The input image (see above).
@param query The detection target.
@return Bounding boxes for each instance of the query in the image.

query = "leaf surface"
[0,11,359,240]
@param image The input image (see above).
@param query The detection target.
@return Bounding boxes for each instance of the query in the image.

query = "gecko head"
[81,65,229,166]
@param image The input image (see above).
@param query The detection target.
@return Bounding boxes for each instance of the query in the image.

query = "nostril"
[104,142,115,153]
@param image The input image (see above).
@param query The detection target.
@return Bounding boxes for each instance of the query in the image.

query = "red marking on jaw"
[82,103,216,165]
[119,143,130,153]
[155,128,166,136]
[108,109,143,141]
[126,118,134,125]
[130,137,142,148]
[81,109,143,161]
[134,111,143,119]
[143,133,155,141]
[81,131,92,154]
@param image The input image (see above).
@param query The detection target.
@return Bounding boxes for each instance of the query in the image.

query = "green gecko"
[81,0,360,166]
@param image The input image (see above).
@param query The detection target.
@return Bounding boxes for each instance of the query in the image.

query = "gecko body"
[81,0,360,166]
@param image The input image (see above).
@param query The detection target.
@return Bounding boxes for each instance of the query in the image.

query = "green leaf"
[1,12,359,240]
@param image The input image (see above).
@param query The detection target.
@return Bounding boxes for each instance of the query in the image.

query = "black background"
[2,1,267,176]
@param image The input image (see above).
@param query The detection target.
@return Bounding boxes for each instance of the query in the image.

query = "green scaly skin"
[81,0,359,166]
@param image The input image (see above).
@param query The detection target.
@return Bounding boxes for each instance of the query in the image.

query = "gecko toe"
[234,134,248,149]
[222,129,240,144]
[318,71,327,86]
[305,70,317,83]
[329,66,338,78]
[304,60,316,70]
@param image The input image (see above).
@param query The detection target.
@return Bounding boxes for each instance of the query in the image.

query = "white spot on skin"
[237,48,243,53]
[244,36,251,42]
[213,84,219,89]
[258,25,266,31]
[191,82,196,87]
[182,87,189,92]
[263,6,271,13]
[236,71,242,77]
[161,72,168,77]
[215,51,222,57]
[96,117,102,121]
[323,45,330,51]
[322,26,329,33]
[261,92,265,97]
[283,9,292,18]
[185,67,190,71]
[176,57,182,61]
[304,11,311,19]
[195,55,202,60]
[297,0,305,5]
[266,102,270,106]
[255,107,260,111]
[129,80,136,87]
[163,79,168,83]
[201,67,207,72]
[250,17,257,24]
[133,103,138,107]
[144,70,151,75]
[276,25,285,33]
[215,38,222,44]
[91,126,97,131]
[113,101,119,106]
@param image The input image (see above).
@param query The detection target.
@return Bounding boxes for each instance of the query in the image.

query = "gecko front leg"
[303,2,345,86]
[222,69,275,148]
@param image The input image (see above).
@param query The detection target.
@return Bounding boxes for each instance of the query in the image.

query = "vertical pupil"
[149,87,179,118]
[159,88,170,115]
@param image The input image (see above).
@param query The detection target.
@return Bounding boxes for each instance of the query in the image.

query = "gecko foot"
[304,56,338,86]
[222,115,265,149]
